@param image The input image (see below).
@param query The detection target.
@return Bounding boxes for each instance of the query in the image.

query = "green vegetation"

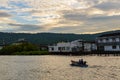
[0,32,96,45]
[0,30,119,55]
[0,43,49,55]
[0,30,119,45]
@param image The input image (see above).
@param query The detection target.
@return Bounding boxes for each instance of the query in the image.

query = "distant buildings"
[97,33,120,51]
[48,32,120,53]
[48,39,97,53]
[83,41,97,52]
[49,39,82,52]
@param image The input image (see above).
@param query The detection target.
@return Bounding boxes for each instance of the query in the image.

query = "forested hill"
[0,30,119,45]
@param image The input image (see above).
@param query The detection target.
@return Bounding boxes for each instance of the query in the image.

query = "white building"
[48,39,97,53]
[48,39,82,52]
[97,32,120,51]
[83,42,97,52]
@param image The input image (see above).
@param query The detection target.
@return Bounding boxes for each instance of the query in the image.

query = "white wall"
[104,45,120,51]
[84,43,91,52]
[109,38,112,42]
[48,42,73,52]
[116,38,120,42]
[92,44,97,50]
[103,39,106,43]
[48,46,58,52]
[48,40,83,52]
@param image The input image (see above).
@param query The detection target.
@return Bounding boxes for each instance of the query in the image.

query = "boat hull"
[70,60,88,67]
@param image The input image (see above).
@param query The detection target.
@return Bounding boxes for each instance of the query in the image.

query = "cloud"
[56,7,120,34]
[63,11,87,21]
[94,1,120,10]
[0,0,120,33]
[0,11,12,18]
[48,20,120,34]
[8,23,44,31]
[49,26,83,33]
[0,23,44,33]
[0,10,15,25]
[9,0,31,8]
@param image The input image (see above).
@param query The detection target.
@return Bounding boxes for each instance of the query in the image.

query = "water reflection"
[0,56,120,80]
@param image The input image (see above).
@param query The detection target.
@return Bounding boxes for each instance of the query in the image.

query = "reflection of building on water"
[48,32,120,53]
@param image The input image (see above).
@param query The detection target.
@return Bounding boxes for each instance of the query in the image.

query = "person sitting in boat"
[83,61,87,65]
[79,59,84,64]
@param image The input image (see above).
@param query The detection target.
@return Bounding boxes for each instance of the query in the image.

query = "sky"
[0,0,120,34]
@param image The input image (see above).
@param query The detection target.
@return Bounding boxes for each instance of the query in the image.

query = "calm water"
[0,55,120,80]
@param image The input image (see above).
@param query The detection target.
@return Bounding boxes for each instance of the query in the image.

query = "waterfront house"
[48,39,82,53]
[82,41,97,52]
[48,39,97,53]
[96,32,120,51]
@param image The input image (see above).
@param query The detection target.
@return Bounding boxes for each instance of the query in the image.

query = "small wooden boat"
[70,60,88,67]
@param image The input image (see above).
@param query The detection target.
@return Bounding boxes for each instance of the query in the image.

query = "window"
[109,38,112,42]
[99,46,104,51]
[66,47,70,50]
[62,47,65,50]
[98,39,103,43]
[58,47,61,50]
[116,38,120,42]
[106,38,109,42]
[112,38,115,42]
[100,39,103,42]
[51,48,54,51]
[112,46,116,49]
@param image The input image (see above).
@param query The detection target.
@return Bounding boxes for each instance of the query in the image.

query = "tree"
[0,43,39,55]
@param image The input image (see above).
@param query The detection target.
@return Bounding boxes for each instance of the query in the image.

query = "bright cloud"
[0,0,120,33]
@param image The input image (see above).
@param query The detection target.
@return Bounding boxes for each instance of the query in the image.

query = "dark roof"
[79,41,95,43]
[99,32,120,37]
